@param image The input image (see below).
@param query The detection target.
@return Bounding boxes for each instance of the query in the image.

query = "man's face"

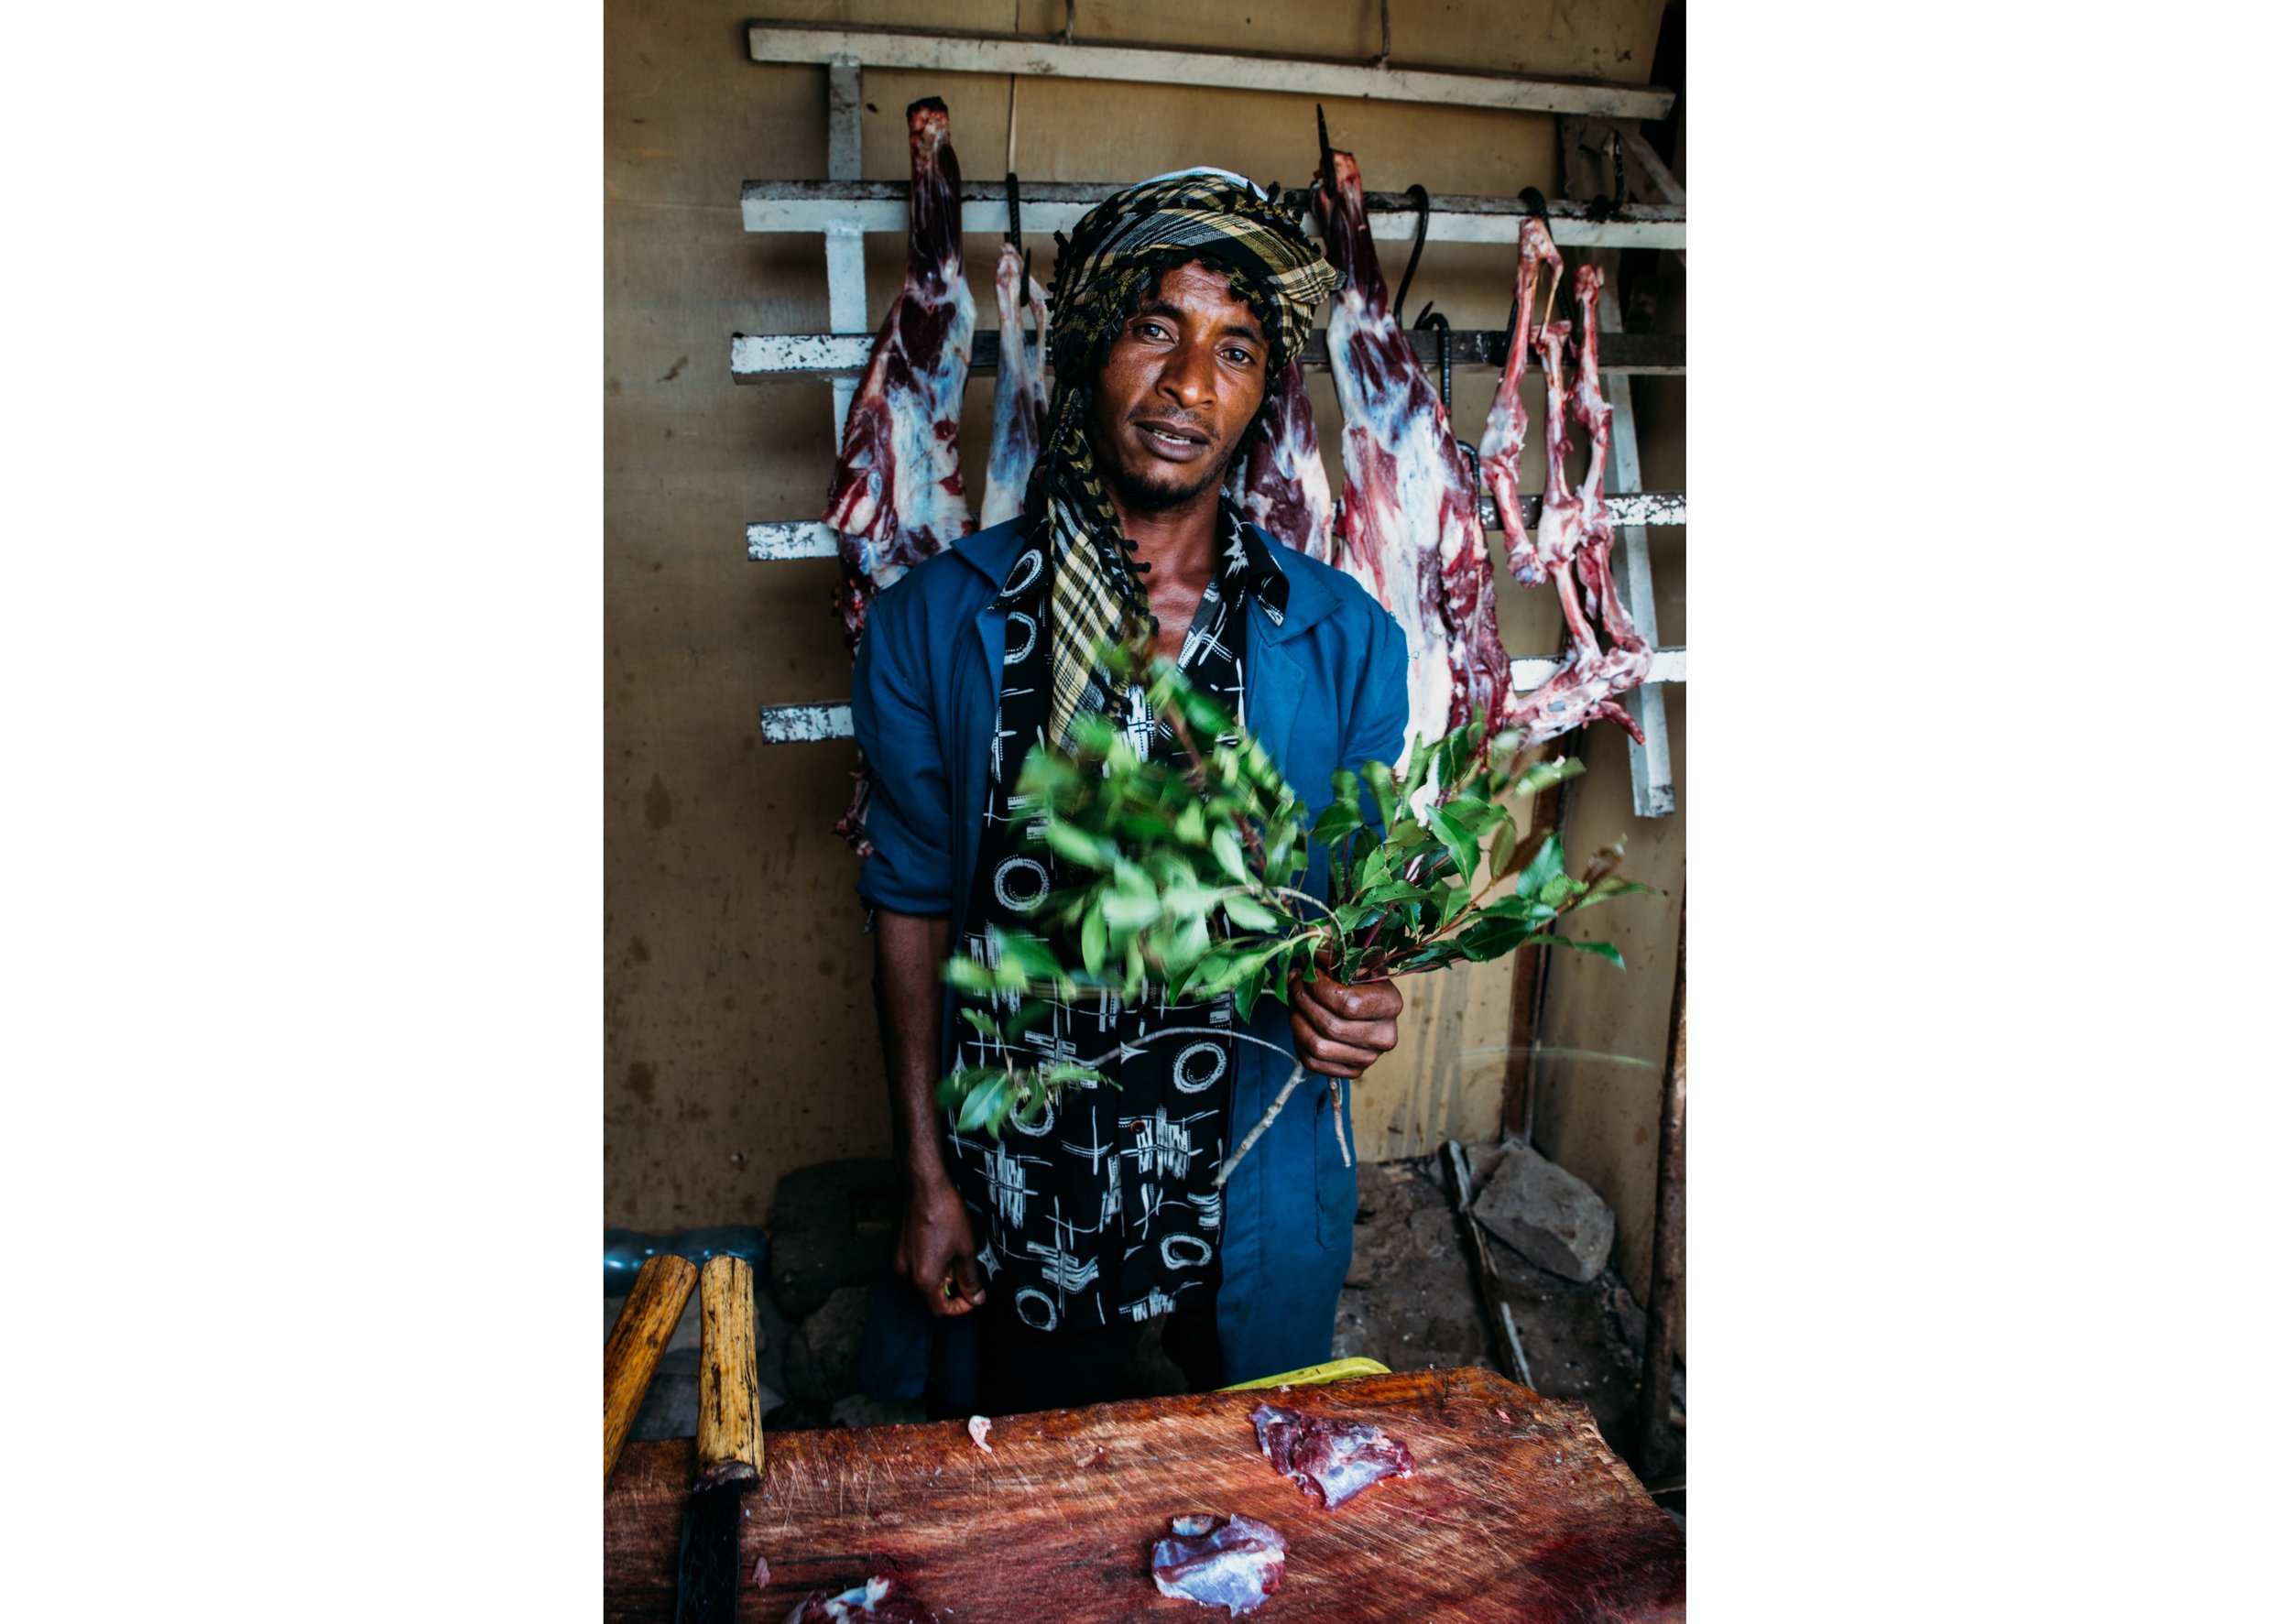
[1085,259,1270,514]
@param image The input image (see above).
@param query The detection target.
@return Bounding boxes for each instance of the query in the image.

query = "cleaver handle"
[605,1252,699,1485]
[694,1254,767,1488]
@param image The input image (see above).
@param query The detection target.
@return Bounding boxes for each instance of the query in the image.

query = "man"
[852,169,1410,1416]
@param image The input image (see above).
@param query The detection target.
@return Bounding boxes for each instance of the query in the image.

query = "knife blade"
[675,1253,767,1624]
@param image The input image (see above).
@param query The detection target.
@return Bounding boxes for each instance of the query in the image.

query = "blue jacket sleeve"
[850,580,954,916]
[1341,599,1412,783]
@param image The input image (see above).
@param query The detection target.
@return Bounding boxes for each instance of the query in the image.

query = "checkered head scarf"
[1024,167,1340,747]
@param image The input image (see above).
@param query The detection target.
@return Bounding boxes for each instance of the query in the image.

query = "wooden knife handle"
[604,1252,699,1486]
[694,1253,767,1488]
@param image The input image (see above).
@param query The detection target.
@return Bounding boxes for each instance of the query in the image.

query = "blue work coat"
[850,515,1410,1391]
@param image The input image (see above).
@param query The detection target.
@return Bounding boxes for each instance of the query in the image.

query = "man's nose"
[1156,336,1220,410]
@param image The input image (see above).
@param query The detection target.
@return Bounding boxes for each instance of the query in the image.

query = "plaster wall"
[605,1,1679,1265]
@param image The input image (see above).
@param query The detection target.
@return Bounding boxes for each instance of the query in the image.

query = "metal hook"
[1412,302,1452,409]
[1004,170,1022,246]
[1392,182,1431,321]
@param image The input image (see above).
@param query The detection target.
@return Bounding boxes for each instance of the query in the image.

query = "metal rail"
[732,328,1684,382]
[748,21,1674,122]
[741,180,1685,252]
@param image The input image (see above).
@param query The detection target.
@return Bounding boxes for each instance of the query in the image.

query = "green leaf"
[1515,834,1565,900]
[1101,889,1161,932]
[1081,905,1107,975]
[1488,814,1518,879]
[1543,935,1625,968]
[943,956,996,995]
[1423,804,1478,884]
[1210,823,1248,883]
[1581,877,1659,908]
[986,928,1055,979]
[1361,760,1401,832]
[958,1008,1000,1040]
[1223,891,1279,932]
[1041,819,1116,870]
[954,1073,1009,1133]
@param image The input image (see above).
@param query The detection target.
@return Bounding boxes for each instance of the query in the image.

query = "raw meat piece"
[1250,1401,1416,1510]
[783,1574,938,1624]
[1528,317,1585,590]
[1150,1512,1289,1616]
[821,96,976,651]
[1478,213,1567,590]
[1313,143,1505,748]
[1505,266,1650,746]
[966,1414,993,1453]
[822,98,976,855]
[1233,355,1335,561]
[979,241,1048,529]
[1566,261,1645,661]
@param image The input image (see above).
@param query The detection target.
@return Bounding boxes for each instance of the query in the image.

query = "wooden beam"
[758,703,854,744]
[759,652,1687,743]
[731,328,1685,382]
[747,493,1685,561]
[740,180,1685,252]
[747,21,1675,122]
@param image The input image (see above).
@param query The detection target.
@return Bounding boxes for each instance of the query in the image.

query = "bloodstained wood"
[605,1366,1682,1623]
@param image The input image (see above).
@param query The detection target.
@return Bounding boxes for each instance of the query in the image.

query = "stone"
[1470,1146,1614,1283]
[768,1158,900,1321]
[829,1393,927,1430]
[781,1283,872,1403]
[629,1371,698,1442]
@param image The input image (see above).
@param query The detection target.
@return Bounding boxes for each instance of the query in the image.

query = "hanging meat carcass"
[1312,130,1510,750]
[821,97,976,650]
[979,240,1048,529]
[1505,265,1651,745]
[1478,212,1567,590]
[1232,355,1334,561]
[820,98,976,855]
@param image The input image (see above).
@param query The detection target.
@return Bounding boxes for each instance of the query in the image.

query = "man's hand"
[895,1178,987,1317]
[1288,967,1404,1078]
[874,909,989,1317]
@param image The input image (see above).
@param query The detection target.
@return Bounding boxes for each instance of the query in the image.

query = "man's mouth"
[1133,419,1210,459]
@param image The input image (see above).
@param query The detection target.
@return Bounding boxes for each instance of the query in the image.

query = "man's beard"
[1086,401,1249,515]
[1099,444,1237,514]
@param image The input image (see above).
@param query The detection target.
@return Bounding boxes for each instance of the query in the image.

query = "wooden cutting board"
[605,1366,1682,1622]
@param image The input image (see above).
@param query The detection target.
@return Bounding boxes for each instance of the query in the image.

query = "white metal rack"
[736,25,1686,818]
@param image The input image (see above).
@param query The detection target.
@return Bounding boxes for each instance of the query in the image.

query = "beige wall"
[605,2,1679,1255]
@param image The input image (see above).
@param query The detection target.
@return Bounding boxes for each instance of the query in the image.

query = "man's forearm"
[874,908,954,1193]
